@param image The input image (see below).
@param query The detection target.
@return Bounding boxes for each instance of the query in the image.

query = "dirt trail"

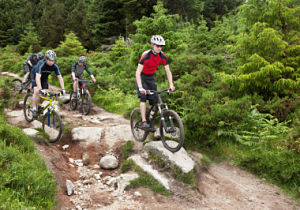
[3,77,299,210]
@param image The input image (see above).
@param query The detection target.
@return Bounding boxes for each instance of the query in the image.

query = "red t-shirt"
[139,50,169,75]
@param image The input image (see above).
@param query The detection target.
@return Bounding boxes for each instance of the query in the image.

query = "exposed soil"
[3,77,300,210]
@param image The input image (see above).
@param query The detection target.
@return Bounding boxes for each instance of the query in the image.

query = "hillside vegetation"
[0,0,299,199]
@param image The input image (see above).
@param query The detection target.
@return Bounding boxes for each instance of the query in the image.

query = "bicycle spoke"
[23,93,34,122]
[81,92,91,115]
[12,79,23,95]
[70,91,78,110]
[130,108,149,142]
[160,110,184,152]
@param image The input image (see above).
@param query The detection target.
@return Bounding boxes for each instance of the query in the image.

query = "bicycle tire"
[81,91,91,115]
[69,91,78,110]
[130,108,149,142]
[160,109,184,153]
[42,110,63,143]
[12,78,23,94]
[23,93,34,122]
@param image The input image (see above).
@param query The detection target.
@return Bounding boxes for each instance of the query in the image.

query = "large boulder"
[99,155,118,169]
[71,127,104,142]
[144,141,195,173]
[129,154,170,190]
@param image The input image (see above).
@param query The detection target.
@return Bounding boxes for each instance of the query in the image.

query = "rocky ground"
[3,72,300,210]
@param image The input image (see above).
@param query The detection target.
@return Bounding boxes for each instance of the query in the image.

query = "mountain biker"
[22,52,44,84]
[31,50,65,118]
[136,35,175,129]
[71,56,96,98]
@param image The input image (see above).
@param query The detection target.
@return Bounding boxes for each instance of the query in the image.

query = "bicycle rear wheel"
[81,91,91,115]
[23,93,34,122]
[130,108,149,142]
[69,91,78,110]
[160,109,184,153]
[42,110,63,143]
[12,79,23,95]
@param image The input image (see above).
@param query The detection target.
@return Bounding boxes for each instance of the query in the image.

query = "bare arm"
[36,73,42,90]
[27,60,33,67]
[136,64,146,94]
[90,75,96,82]
[136,64,143,87]
[57,75,65,90]
[71,72,76,80]
[164,65,175,91]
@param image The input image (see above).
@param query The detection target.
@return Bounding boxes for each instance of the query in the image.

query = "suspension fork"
[158,94,175,133]
[47,108,55,127]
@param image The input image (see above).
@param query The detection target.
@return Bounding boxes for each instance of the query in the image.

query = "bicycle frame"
[74,79,91,99]
[147,89,175,132]
[37,95,55,114]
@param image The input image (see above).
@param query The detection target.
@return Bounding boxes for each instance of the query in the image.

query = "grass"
[0,115,57,209]
[120,159,170,196]
[0,77,57,209]
[122,141,134,160]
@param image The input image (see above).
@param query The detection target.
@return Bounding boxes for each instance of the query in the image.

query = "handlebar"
[39,90,68,97]
[74,79,93,83]
[146,89,171,95]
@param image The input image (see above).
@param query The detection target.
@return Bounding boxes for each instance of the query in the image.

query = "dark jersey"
[71,62,92,78]
[24,54,38,66]
[31,59,61,81]
[138,50,168,75]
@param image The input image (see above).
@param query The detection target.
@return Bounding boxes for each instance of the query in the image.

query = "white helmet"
[150,35,165,46]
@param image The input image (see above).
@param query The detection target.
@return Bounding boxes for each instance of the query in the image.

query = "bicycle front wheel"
[42,110,63,143]
[81,91,91,115]
[69,91,78,110]
[130,108,149,142]
[12,78,23,95]
[23,93,34,122]
[160,110,184,153]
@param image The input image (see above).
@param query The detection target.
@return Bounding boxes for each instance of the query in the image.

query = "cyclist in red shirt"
[136,35,175,129]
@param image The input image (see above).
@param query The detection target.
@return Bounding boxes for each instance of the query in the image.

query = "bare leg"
[73,81,78,92]
[32,87,39,109]
[140,102,147,122]
[23,72,30,83]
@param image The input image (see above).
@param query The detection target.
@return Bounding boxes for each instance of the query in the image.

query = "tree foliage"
[55,32,86,57]
[229,0,300,97]
[16,22,41,55]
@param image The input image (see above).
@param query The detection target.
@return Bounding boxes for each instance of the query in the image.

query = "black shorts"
[23,64,31,74]
[136,73,157,105]
[32,78,49,89]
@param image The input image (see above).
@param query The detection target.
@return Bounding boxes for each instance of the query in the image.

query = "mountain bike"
[70,79,92,115]
[12,77,31,95]
[130,89,184,153]
[23,90,63,143]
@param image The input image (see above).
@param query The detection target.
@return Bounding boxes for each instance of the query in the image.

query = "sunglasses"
[155,44,163,48]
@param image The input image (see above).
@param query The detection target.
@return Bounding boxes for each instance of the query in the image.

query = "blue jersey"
[31,59,61,81]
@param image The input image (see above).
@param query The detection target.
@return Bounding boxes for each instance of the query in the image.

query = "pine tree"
[16,22,41,55]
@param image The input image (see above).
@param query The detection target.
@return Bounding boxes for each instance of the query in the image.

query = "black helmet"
[45,50,56,61]
[37,52,44,60]
[78,56,86,64]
